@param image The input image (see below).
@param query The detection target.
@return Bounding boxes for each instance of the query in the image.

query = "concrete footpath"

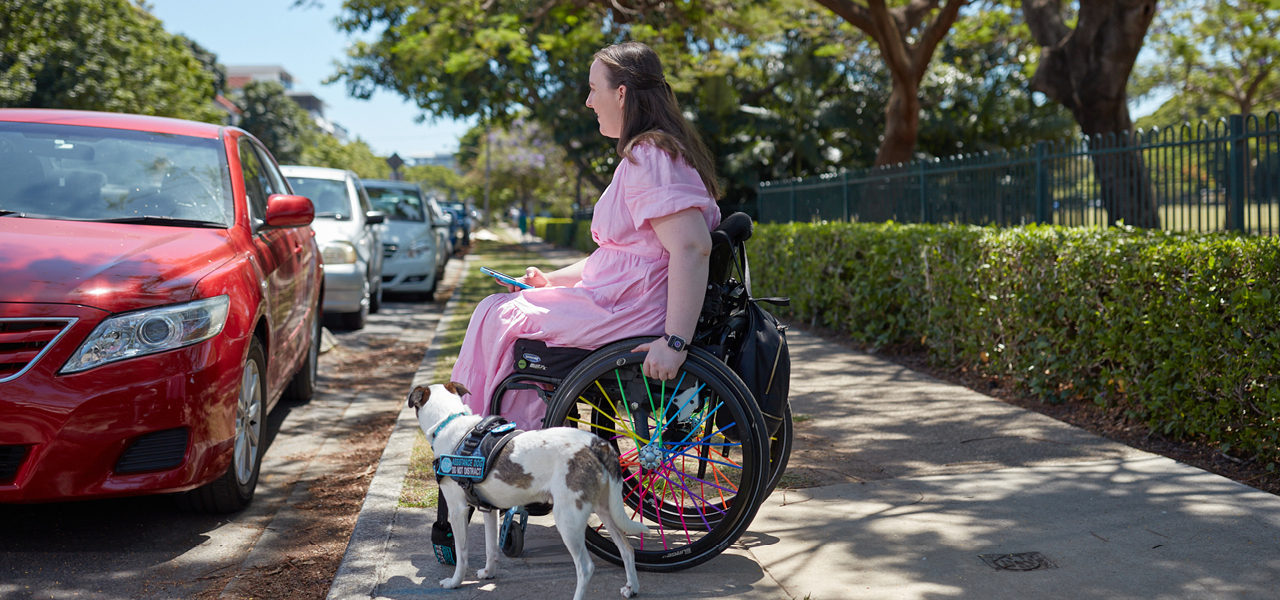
[328,231,1280,600]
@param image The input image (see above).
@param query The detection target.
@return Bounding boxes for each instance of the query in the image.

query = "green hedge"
[533,218,573,246]
[533,217,598,254]
[750,222,1280,464]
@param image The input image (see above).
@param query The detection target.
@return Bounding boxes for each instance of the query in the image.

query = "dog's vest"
[433,415,523,511]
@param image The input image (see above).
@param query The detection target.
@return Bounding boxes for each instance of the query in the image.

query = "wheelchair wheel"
[544,338,770,573]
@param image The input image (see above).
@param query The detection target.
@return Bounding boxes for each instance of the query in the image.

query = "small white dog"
[407,382,648,600]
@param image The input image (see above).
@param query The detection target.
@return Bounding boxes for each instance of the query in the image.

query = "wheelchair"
[488,212,792,573]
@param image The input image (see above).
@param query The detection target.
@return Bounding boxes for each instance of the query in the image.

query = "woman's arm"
[506,257,589,291]
[636,207,712,381]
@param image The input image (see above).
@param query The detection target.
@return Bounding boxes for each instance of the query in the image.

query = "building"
[224,65,348,142]
[407,153,457,171]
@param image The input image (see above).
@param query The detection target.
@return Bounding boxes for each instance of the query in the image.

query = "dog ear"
[444,381,471,397]
[407,386,429,409]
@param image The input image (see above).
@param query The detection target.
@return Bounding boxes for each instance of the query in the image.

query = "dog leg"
[552,501,595,600]
[476,509,499,580]
[596,510,640,598]
[440,484,471,589]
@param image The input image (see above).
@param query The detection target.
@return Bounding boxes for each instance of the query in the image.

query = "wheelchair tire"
[544,337,770,573]
[764,402,794,497]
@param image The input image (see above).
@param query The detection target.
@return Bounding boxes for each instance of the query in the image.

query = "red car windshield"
[0,122,233,226]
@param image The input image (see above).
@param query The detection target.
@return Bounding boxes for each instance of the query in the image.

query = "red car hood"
[0,219,236,313]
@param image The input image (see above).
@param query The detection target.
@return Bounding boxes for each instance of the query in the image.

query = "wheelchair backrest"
[709,211,752,289]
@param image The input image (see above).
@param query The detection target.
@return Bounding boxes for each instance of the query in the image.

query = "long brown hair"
[593,42,720,200]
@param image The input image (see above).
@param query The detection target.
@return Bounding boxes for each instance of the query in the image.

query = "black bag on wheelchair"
[725,299,790,436]
[512,339,592,379]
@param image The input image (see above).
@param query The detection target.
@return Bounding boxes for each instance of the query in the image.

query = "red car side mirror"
[265,194,315,227]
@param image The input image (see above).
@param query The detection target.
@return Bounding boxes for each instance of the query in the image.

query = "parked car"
[280,166,384,330]
[441,201,473,248]
[362,179,450,299]
[429,195,456,258]
[0,109,323,513]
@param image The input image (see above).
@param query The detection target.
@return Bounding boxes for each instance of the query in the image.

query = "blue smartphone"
[480,266,532,290]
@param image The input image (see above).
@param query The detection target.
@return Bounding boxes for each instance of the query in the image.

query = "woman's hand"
[500,266,550,292]
[634,339,688,381]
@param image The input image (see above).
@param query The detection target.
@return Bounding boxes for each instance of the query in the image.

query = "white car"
[280,166,384,329]
[362,179,451,300]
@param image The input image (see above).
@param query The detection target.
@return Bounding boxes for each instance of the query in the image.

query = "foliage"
[918,4,1077,155]
[402,163,464,200]
[235,80,316,165]
[750,221,1280,464]
[329,0,1073,208]
[455,117,578,217]
[1132,0,1280,129]
[0,0,222,122]
[297,134,391,179]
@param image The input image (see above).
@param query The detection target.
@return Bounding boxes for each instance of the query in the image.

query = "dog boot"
[432,498,457,565]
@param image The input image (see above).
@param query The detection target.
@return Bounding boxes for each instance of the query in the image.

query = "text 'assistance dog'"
[407,383,648,600]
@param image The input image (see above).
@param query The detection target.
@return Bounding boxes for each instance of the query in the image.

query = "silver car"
[362,179,450,300]
[280,166,384,329]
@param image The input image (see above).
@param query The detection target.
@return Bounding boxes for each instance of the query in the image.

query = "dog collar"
[431,412,466,438]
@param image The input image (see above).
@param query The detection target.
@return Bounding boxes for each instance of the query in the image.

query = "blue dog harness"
[433,415,523,511]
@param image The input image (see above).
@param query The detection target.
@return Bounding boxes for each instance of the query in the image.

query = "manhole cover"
[978,552,1057,571]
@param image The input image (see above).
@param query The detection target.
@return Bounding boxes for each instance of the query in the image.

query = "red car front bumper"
[0,303,249,503]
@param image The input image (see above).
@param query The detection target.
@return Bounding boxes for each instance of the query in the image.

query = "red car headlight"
[60,295,231,374]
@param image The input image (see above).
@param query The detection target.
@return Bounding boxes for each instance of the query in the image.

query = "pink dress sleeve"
[620,144,714,230]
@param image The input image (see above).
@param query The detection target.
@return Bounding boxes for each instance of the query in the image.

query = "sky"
[147,0,474,160]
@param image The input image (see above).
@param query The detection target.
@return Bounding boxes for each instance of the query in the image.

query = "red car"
[0,109,323,513]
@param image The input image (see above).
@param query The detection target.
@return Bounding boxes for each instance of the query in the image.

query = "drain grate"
[978,552,1057,571]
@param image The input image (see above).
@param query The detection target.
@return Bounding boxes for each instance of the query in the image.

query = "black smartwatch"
[664,333,688,352]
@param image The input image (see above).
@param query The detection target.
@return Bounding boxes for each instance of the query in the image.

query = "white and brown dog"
[407,382,648,600]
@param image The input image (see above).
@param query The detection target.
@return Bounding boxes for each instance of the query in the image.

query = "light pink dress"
[451,144,721,430]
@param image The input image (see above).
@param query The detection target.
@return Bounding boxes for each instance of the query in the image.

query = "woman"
[451,41,721,431]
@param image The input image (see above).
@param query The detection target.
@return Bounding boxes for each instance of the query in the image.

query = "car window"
[364,185,425,222]
[287,177,351,219]
[238,138,270,221]
[254,144,286,196]
[427,199,447,223]
[354,179,373,214]
[0,121,233,226]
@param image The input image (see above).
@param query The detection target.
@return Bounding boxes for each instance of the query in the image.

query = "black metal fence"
[757,113,1280,235]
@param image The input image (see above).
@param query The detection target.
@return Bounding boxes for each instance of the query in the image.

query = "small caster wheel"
[502,520,524,557]
[500,505,529,558]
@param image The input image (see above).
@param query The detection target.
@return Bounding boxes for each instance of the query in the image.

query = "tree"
[298,134,392,179]
[1132,0,1280,126]
[809,0,970,165]
[0,0,222,122]
[1023,0,1160,227]
[235,80,316,165]
[402,163,465,200]
[454,117,578,218]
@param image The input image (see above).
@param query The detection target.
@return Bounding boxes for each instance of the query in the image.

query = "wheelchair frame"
[486,212,792,572]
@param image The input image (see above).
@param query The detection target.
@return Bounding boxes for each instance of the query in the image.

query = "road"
[0,267,457,600]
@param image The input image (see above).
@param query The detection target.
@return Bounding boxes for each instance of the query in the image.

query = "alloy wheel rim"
[235,360,262,485]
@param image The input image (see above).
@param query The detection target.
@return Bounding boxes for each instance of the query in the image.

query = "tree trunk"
[813,0,967,168]
[1023,0,1161,228]
[875,76,922,166]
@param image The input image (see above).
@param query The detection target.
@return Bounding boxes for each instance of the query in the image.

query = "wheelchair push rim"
[544,338,771,573]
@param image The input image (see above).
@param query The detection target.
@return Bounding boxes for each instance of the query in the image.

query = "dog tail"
[592,438,649,536]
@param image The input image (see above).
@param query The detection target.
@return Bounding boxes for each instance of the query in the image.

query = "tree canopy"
[299,135,393,179]
[1132,0,1280,129]
[235,80,317,165]
[328,0,1077,207]
[0,0,222,122]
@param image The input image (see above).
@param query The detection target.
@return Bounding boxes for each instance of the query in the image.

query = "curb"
[325,258,470,600]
